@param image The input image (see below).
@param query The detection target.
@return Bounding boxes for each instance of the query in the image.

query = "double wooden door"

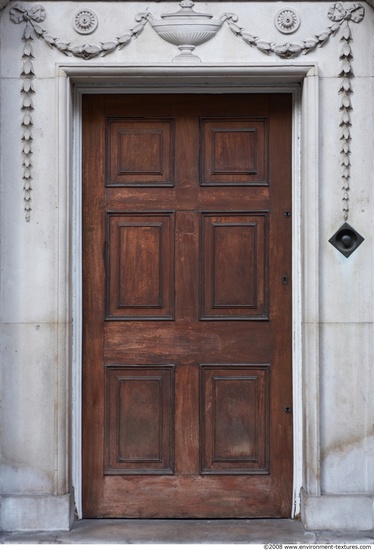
[82,93,293,518]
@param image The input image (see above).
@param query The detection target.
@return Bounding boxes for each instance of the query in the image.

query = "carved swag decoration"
[10,2,365,222]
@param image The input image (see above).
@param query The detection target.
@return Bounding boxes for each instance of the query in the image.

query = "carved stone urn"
[147,0,225,62]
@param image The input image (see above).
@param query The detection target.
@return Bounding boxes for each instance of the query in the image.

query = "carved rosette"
[274,9,301,34]
[73,9,98,35]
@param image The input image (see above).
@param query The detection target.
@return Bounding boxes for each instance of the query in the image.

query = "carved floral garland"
[9,2,365,221]
[224,3,364,59]
[329,3,365,221]
[10,4,149,220]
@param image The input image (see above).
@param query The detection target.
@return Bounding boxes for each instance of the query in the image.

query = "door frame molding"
[57,62,320,518]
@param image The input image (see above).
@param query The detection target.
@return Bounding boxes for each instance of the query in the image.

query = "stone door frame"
[56,62,319,519]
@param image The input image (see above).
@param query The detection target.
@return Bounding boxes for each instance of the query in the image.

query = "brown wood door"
[82,94,293,518]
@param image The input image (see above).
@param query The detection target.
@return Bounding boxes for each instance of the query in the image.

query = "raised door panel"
[105,365,175,474]
[200,118,268,186]
[200,212,268,320]
[200,365,269,474]
[106,212,175,320]
[107,118,175,187]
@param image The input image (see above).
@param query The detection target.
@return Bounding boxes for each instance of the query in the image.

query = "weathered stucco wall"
[0,0,373,531]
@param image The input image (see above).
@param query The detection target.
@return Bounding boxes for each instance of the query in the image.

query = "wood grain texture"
[107,118,174,187]
[200,365,269,474]
[200,118,268,185]
[200,212,268,319]
[106,212,175,319]
[82,94,293,519]
[104,365,175,474]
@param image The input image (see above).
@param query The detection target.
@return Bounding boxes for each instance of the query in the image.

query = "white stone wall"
[0,0,373,531]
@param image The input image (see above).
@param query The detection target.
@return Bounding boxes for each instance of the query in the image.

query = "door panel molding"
[200,211,269,320]
[104,364,175,475]
[200,364,270,475]
[106,212,175,320]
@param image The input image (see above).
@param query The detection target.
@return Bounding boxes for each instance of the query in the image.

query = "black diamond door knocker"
[329,222,364,257]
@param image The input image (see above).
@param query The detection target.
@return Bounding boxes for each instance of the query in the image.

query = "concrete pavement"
[1,519,374,544]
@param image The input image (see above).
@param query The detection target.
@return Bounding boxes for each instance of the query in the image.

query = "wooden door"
[82,94,293,518]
